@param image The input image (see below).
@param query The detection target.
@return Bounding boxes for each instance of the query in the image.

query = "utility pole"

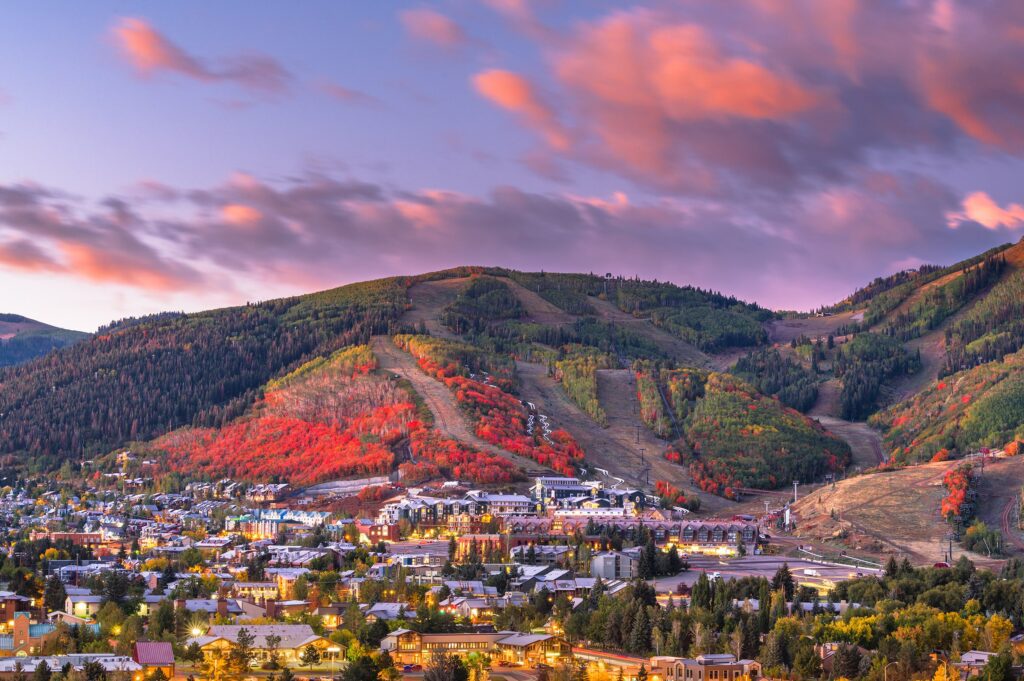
[636,425,640,444]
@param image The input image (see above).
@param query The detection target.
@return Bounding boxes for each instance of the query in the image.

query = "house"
[133,641,175,678]
[0,592,36,622]
[363,602,415,623]
[188,624,331,667]
[591,551,639,580]
[64,591,103,619]
[956,651,1002,677]
[651,654,762,681]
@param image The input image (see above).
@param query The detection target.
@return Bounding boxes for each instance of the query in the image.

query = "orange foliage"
[409,427,522,484]
[654,479,690,506]
[158,414,399,485]
[940,464,972,520]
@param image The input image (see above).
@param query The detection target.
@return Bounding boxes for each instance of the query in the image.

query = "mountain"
[7,246,1024,503]
[0,314,89,368]
[0,267,811,508]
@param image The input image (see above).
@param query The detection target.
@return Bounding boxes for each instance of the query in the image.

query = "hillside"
[0,267,770,480]
[871,346,1024,463]
[0,314,88,367]
[13,249,1024,508]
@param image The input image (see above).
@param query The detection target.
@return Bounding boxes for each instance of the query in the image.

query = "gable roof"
[204,624,323,650]
[134,641,175,666]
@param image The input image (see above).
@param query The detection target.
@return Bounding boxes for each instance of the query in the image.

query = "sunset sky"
[3,1,1024,330]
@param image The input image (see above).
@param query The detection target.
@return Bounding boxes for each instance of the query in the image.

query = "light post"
[328,645,342,680]
[884,661,899,681]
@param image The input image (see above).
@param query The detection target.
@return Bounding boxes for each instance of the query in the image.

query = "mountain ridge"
[0,313,89,368]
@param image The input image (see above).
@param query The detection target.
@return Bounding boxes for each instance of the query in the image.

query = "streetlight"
[328,645,342,679]
[884,661,899,681]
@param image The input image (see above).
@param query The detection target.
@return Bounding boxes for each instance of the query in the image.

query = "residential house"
[133,641,175,678]
[189,624,331,667]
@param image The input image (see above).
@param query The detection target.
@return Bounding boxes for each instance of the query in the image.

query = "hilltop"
[0,313,88,368]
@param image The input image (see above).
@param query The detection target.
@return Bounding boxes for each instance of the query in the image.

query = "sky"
[3,1,1024,331]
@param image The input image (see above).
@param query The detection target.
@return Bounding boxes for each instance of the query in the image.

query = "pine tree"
[771,563,795,601]
[629,607,652,654]
[692,572,712,610]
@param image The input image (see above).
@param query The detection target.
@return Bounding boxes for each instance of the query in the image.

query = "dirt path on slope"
[585,296,713,368]
[516,361,734,514]
[500,277,577,326]
[371,336,552,476]
[807,378,885,470]
[402,278,469,338]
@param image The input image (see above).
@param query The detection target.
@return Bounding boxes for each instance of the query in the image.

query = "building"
[381,629,571,666]
[189,624,331,667]
[464,491,534,516]
[0,593,36,623]
[0,614,57,657]
[64,591,103,619]
[0,655,142,679]
[532,478,594,505]
[591,551,639,580]
[511,544,572,566]
[231,581,280,602]
[133,641,175,678]
[651,654,762,681]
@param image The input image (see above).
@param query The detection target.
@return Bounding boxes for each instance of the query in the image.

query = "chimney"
[174,598,187,611]
[266,599,278,619]
[217,597,229,619]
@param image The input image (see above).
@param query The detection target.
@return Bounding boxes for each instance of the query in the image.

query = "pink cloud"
[948,191,1024,230]
[473,69,569,150]
[111,17,291,93]
[221,204,263,226]
[400,9,470,49]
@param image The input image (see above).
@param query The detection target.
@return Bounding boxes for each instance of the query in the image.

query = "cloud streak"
[3,170,1017,312]
[112,17,292,93]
